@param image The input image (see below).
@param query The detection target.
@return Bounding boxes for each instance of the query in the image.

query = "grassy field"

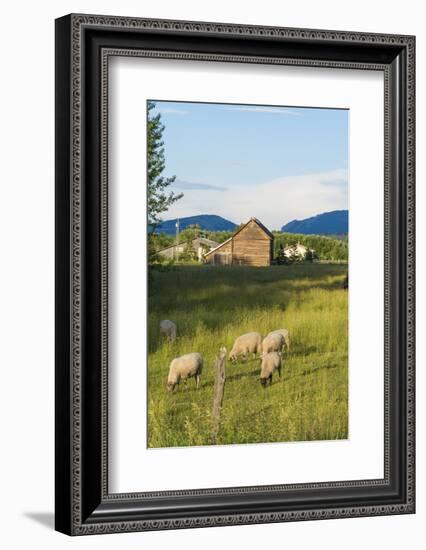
[147,264,348,448]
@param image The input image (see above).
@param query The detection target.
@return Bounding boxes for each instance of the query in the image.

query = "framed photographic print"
[55,14,415,535]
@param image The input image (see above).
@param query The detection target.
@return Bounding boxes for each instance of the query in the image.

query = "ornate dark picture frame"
[55,14,415,536]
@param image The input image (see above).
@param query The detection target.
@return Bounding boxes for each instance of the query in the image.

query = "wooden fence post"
[211,347,227,443]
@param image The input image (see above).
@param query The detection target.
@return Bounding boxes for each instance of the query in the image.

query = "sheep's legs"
[195,375,200,389]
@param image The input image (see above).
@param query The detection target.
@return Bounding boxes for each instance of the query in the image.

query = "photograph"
[147,99,349,448]
[52,10,415,537]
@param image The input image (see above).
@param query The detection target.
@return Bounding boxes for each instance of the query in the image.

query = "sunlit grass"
[147,264,348,448]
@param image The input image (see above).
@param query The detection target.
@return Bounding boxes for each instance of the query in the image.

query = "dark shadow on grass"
[172,381,213,393]
[149,265,347,317]
[226,368,260,383]
[311,282,349,292]
[168,364,261,394]
[147,264,347,358]
[283,362,341,382]
[148,334,183,356]
[170,382,204,394]
[287,345,319,356]
[269,377,284,387]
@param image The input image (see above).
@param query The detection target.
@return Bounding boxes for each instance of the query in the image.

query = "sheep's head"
[166,381,176,392]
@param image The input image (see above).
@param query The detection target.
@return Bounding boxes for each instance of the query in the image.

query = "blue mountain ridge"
[281,210,348,235]
[154,210,348,236]
[154,214,237,234]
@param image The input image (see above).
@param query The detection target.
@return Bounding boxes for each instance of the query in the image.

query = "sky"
[151,100,349,231]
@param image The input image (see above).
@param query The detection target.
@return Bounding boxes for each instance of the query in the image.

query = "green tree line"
[273,231,348,261]
[149,228,348,262]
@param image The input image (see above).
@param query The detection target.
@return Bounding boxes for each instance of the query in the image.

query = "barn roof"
[204,218,273,258]
[203,237,232,257]
[194,237,221,248]
[157,236,219,253]
[233,217,274,240]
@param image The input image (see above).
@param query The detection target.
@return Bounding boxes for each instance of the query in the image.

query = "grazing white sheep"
[160,319,177,342]
[167,352,203,392]
[260,351,282,387]
[261,332,285,355]
[267,328,290,349]
[229,332,262,363]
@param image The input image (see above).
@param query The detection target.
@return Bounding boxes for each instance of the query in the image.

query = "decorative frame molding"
[55,14,415,535]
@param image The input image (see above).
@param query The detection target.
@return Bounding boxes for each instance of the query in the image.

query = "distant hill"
[281,210,348,236]
[155,215,237,234]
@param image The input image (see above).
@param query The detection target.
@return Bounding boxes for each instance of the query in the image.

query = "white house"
[283,242,315,260]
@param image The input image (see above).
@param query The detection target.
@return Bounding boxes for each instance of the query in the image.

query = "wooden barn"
[204,218,274,266]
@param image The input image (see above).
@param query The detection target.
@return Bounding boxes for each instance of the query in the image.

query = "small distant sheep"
[229,332,262,363]
[167,352,203,392]
[261,332,285,355]
[260,351,282,387]
[160,319,177,342]
[267,328,290,350]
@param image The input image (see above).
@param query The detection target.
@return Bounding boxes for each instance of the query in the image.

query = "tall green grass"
[148,264,348,448]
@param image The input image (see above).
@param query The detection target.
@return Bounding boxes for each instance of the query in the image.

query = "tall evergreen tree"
[147,101,183,226]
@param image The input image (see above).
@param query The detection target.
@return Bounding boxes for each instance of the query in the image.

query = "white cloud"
[173,179,228,192]
[165,169,348,231]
